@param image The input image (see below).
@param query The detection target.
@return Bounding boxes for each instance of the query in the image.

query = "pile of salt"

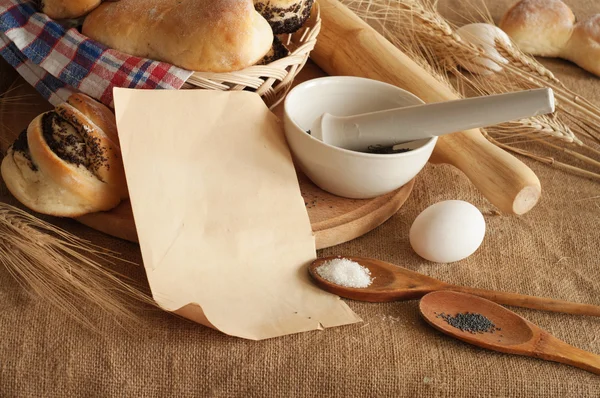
[316,258,373,288]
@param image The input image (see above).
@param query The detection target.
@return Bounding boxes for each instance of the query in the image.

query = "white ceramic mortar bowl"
[283,76,438,199]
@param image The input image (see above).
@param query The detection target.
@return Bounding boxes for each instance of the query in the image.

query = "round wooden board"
[1,60,415,249]
[76,177,414,249]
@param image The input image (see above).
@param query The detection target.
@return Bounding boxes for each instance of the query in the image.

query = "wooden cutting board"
[76,177,414,249]
[0,59,414,249]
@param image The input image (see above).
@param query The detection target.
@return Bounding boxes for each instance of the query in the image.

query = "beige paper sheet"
[112,88,361,340]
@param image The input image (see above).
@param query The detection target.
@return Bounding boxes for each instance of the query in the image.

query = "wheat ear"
[0,203,157,332]
[340,0,600,180]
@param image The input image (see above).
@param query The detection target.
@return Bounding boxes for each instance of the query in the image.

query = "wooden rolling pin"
[310,0,542,215]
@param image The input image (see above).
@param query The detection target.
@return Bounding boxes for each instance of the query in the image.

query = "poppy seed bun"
[254,0,314,34]
[1,94,127,217]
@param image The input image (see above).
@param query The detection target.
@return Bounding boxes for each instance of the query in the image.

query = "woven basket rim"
[184,2,322,108]
[2,0,321,109]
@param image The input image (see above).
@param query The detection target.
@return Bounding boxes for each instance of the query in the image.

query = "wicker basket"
[1,0,320,110]
[182,3,321,109]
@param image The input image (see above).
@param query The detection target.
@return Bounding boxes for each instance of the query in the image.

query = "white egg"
[409,200,486,263]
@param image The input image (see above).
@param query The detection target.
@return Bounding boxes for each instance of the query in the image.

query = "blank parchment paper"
[113,88,361,340]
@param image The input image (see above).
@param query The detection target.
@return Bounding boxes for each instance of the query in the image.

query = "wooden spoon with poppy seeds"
[419,291,600,375]
[308,256,600,317]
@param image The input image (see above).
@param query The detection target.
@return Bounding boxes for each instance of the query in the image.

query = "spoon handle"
[446,285,600,317]
[537,333,600,375]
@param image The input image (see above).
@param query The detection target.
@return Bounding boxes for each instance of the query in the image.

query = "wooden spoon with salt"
[419,291,600,375]
[308,256,600,317]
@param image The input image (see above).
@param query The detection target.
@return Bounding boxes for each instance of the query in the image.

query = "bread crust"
[254,0,314,34]
[82,0,274,72]
[53,102,128,198]
[67,93,119,144]
[258,37,290,65]
[41,0,102,19]
[500,0,600,77]
[499,0,575,57]
[1,94,127,217]
[563,15,600,77]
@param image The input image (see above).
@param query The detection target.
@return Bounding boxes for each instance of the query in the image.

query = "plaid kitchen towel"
[0,0,193,107]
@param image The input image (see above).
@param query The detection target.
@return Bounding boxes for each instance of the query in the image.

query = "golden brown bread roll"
[82,0,274,73]
[500,0,600,77]
[1,94,127,217]
[561,15,600,78]
[66,93,119,144]
[41,0,102,19]
[500,0,574,57]
[254,0,314,34]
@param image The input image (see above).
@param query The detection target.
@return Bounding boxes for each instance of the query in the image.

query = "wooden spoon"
[308,256,600,317]
[419,291,600,375]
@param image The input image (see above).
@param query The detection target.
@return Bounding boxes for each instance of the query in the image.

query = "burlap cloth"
[1,0,599,396]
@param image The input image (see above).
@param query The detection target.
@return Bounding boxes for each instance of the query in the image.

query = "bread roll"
[41,0,102,19]
[500,0,600,77]
[499,0,575,57]
[66,93,119,144]
[254,0,314,34]
[1,94,127,217]
[562,15,600,77]
[258,37,290,65]
[82,0,274,73]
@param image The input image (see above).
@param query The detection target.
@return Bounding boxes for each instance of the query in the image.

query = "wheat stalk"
[490,117,578,144]
[340,0,600,180]
[0,81,37,147]
[483,131,600,180]
[0,203,157,332]
[1,87,160,331]
[0,80,38,108]
[495,41,600,135]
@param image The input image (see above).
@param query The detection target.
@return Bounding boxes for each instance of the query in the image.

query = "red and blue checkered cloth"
[0,0,192,107]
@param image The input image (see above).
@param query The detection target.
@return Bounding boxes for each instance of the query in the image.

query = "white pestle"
[309,88,555,152]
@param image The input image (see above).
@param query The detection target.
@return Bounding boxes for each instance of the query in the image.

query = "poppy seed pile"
[435,312,501,334]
